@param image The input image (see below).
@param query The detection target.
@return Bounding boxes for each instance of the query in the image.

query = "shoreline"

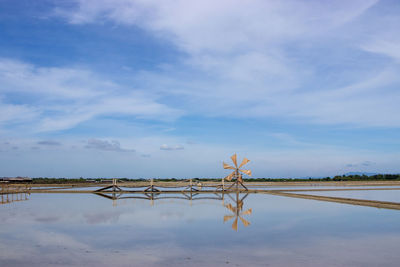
[4,179,400,188]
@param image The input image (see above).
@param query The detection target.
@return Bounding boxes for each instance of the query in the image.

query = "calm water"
[300,189,400,203]
[1,191,400,266]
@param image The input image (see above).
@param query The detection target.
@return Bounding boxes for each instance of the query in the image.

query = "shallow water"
[300,189,400,203]
[1,191,400,266]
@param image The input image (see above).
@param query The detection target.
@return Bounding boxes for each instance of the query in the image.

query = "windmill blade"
[232,217,238,231]
[239,216,251,227]
[242,208,252,215]
[231,154,238,167]
[225,203,235,213]
[223,162,235,170]
[239,169,252,176]
[224,215,235,222]
[224,171,235,181]
[238,158,250,168]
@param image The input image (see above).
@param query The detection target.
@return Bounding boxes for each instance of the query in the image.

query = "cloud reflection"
[84,211,123,224]
[2,192,400,266]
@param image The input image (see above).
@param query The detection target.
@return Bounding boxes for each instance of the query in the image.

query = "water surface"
[299,189,400,203]
[1,191,400,266]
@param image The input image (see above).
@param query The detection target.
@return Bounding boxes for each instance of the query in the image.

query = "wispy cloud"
[58,0,378,52]
[362,39,400,62]
[85,138,135,152]
[50,0,400,128]
[362,161,375,167]
[0,98,38,125]
[345,161,376,168]
[160,144,184,151]
[37,140,62,146]
[0,58,182,133]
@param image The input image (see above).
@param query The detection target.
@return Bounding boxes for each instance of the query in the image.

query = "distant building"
[0,177,32,183]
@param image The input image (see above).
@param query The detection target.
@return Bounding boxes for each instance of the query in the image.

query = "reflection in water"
[224,192,252,231]
[94,191,224,204]
[94,191,253,231]
[1,192,29,204]
[3,191,400,266]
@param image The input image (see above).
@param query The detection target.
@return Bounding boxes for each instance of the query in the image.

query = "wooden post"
[236,169,239,191]
[183,178,199,192]
[144,178,160,192]
[112,178,116,192]
[150,193,154,206]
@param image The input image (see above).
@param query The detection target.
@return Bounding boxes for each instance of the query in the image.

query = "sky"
[0,0,399,178]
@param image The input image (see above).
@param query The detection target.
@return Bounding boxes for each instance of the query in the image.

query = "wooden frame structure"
[143,179,161,192]
[95,178,122,193]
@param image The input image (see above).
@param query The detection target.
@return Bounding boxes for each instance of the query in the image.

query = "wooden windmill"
[223,154,251,190]
[224,192,252,231]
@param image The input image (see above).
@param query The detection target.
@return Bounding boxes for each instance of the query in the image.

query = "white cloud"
[0,58,182,132]
[0,99,38,124]
[49,0,400,128]
[59,0,378,54]
[362,39,400,62]
[0,58,106,99]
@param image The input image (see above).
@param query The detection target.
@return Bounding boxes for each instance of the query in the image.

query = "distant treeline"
[27,174,400,183]
[31,178,91,184]
[245,174,400,182]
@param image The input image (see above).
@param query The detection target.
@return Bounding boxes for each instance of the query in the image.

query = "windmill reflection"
[223,192,252,231]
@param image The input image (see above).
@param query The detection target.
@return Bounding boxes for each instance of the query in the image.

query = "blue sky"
[0,0,399,178]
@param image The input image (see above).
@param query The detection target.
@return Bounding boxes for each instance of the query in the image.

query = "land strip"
[14,180,400,188]
[267,191,400,210]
